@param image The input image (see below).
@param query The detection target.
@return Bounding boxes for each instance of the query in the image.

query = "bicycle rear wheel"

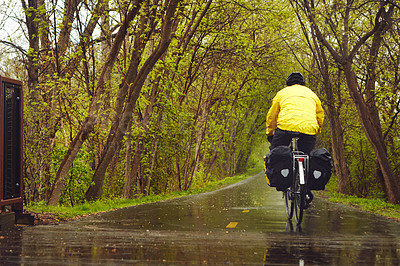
[294,177,305,225]
[284,190,294,219]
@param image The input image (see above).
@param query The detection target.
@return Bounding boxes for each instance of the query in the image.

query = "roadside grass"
[316,175,400,221]
[25,169,400,222]
[25,169,259,219]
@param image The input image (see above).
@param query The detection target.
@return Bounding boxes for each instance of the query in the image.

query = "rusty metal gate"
[0,75,23,213]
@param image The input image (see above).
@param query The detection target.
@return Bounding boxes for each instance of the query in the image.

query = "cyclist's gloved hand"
[267,135,274,143]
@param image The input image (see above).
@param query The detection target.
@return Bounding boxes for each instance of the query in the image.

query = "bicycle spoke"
[294,178,304,225]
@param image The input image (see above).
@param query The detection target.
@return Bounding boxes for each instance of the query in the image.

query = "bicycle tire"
[294,178,305,225]
[284,190,294,219]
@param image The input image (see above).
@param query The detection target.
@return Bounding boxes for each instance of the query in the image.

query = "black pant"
[269,128,316,154]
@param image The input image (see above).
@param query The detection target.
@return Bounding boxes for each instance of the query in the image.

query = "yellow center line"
[242,210,250,213]
[226,222,238,229]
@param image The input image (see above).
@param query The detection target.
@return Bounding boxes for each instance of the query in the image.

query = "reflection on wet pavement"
[1,172,399,265]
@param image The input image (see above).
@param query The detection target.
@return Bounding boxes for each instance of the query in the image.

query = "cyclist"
[266,72,324,207]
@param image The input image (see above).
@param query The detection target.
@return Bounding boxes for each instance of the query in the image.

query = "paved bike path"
[0,172,399,264]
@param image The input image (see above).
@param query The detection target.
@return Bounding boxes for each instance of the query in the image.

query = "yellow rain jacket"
[266,84,324,136]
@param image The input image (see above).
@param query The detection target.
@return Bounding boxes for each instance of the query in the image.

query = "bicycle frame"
[290,137,309,184]
[293,154,309,185]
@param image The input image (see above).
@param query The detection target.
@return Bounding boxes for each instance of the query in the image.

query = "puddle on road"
[0,173,399,265]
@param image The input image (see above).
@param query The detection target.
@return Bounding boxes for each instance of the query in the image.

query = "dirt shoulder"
[20,211,81,226]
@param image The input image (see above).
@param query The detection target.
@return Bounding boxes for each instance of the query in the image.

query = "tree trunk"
[318,51,351,194]
[325,83,351,194]
[47,3,143,205]
[102,11,155,199]
[22,0,40,201]
[125,133,144,198]
[123,73,160,198]
[144,115,162,196]
[342,64,400,204]
[187,84,210,190]
[298,0,400,204]
[305,14,352,194]
[85,0,180,201]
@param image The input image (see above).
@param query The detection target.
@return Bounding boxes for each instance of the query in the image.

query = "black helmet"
[286,72,305,86]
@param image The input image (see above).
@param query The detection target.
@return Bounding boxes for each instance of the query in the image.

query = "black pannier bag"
[308,148,332,190]
[264,146,293,191]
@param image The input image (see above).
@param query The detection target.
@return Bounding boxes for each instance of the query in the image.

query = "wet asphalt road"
[1,172,399,265]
